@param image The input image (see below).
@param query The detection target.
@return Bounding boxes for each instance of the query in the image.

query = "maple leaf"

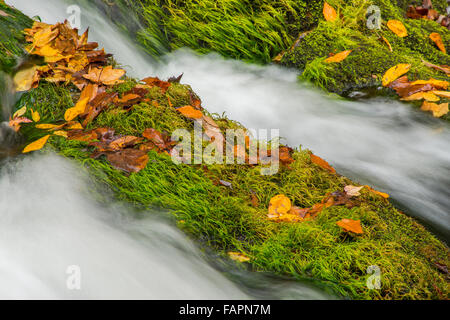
[387,20,408,37]
[325,50,352,63]
[336,219,364,234]
[323,2,337,22]
[382,64,411,86]
[22,135,50,153]
[8,117,32,132]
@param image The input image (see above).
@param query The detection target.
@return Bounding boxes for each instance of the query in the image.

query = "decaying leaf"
[177,105,203,119]
[336,219,364,234]
[22,135,50,153]
[13,65,39,91]
[382,64,411,86]
[430,32,446,54]
[227,252,250,262]
[105,149,149,173]
[323,2,337,22]
[325,50,352,63]
[387,20,408,37]
[344,185,364,197]
[310,154,336,174]
[421,101,449,117]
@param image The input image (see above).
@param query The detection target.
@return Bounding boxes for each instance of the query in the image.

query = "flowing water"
[2,0,450,299]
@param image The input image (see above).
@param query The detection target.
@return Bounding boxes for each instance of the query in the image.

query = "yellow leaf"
[410,79,448,90]
[177,106,203,119]
[53,130,68,138]
[382,64,411,86]
[227,252,250,263]
[13,106,27,119]
[364,185,389,199]
[64,97,89,121]
[34,44,59,57]
[22,135,50,153]
[325,50,352,63]
[421,101,449,118]
[323,2,337,22]
[268,194,292,218]
[432,91,450,99]
[400,91,439,102]
[66,122,84,130]
[31,108,40,122]
[430,33,446,54]
[13,65,39,92]
[387,20,408,37]
[35,123,60,130]
[381,36,393,52]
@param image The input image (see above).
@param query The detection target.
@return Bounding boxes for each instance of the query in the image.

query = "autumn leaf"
[13,65,39,91]
[35,123,61,130]
[409,79,448,90]
[8,117,32,132]
[228,252,250,263]
[400,91,439,102]
[344,185,364,197]
[364,185,389,199]
[432,91,450,99]
[83,66,125,86]
[31,108,40,122]
[323,2,337,22]
[105,149,149,173]
[430,33,446,54]
[422,60,450,75]
[141,77,171,94]
[382,64,411,86]
[421,101,449,118]
[325,50,352,63]
[22,135,50,153]
[336,219,364,234]
[268,194,292,218]
[64,96,89,121]
[387,20,408,37]
[53,130,68,138]
[381,36,393,52]
[310,154,336,174]
[66,122,84,130]
[279,146,294,166]
[177,105,203,119]
[12,106,27,119]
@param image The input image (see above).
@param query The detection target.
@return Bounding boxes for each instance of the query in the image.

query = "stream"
[2,0,449,299]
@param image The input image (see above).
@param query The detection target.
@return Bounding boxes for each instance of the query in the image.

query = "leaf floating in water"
[336,219,364,234]
[22,135,50,153]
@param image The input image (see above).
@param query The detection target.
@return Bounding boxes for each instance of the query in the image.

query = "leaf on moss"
[387,20,408,37]
[382,64,411,86]
[227,252,250,262]
[12,106,27,119]
[64,96,89,121]
[430,33,446,54]
[364,185,389,198]
[177,105,203,119]
[325,50,352,63]
[268,194,292,219]
[310,154,336,173]
[344,185,364,197]
[323,2,337,22]
[13,65,39,92]
[410,79,448,90]
[400,91,439,102]
[336,219,364,234]
[31,108,40,122]
[22,135,50,153]
[381,36,393,52]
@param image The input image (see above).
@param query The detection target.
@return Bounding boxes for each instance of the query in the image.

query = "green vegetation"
[1,2,449,300]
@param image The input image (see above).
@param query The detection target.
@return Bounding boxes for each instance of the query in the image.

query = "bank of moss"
[1,3,449,300]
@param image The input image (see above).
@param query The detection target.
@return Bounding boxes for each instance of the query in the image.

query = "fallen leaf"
[53,130,68,138]
[141,77,171,93]
[22,135,50,153]
[430,32,446,54]
[400,91,439,101]
[83,65,125,85]
[410,79,448,90]
[381,36,393,52]
[108,136,143,151]
[364,185,389,198]
[323,2,338,22]
[31,108,40,122]
[422,60,450,75]
[35,123,61,130]
[310,154,336,174]
[344,185,364,197]
[279,146,294,166]
[227,252,250,262]
[421,101,449,117]
[268,194,292,218]
[64,96,89,121]
[12,106,27,119]
[325,50,352,63]
[105,149,149,173]
[382,64,411,86]
[177,105,203,119]
[13,65,39,91]
[8,117,32,132]
[387,20,408,37]
[336,219,364,234]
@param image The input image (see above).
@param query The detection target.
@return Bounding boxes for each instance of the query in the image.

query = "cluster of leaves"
[406,0,450,29]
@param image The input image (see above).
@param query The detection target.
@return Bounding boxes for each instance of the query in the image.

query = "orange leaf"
[64,96,89,121]
[421,101,449,118]
[310,154,336,174]
[387,20,408,37]
[177,105,203,119]
[336,219,364,234]
[325,50,352,63]
[430,33,446,54]
[22,135,50,153]
[432,91,450,99]
[364,185,389,199]
[400,91,439,102]
[410,79,448,90]
[227,252,250,262]
[268,194,292,218]
[382,64,411,86]
[323,2,337,22]
[381,36,393,52]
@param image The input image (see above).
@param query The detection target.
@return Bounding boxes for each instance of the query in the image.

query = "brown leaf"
[279,146,294,166]
[422,60,450,75]
[106,149,149,173]
[142,128,173,151]
[336,219,364,234]
[177,105,203,119]
[141,77,171,93]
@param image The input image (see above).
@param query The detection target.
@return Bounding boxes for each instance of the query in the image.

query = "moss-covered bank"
[1,3,449,300]
[97,0,450,119]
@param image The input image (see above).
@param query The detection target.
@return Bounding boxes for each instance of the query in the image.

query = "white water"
[3,0,450,299]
